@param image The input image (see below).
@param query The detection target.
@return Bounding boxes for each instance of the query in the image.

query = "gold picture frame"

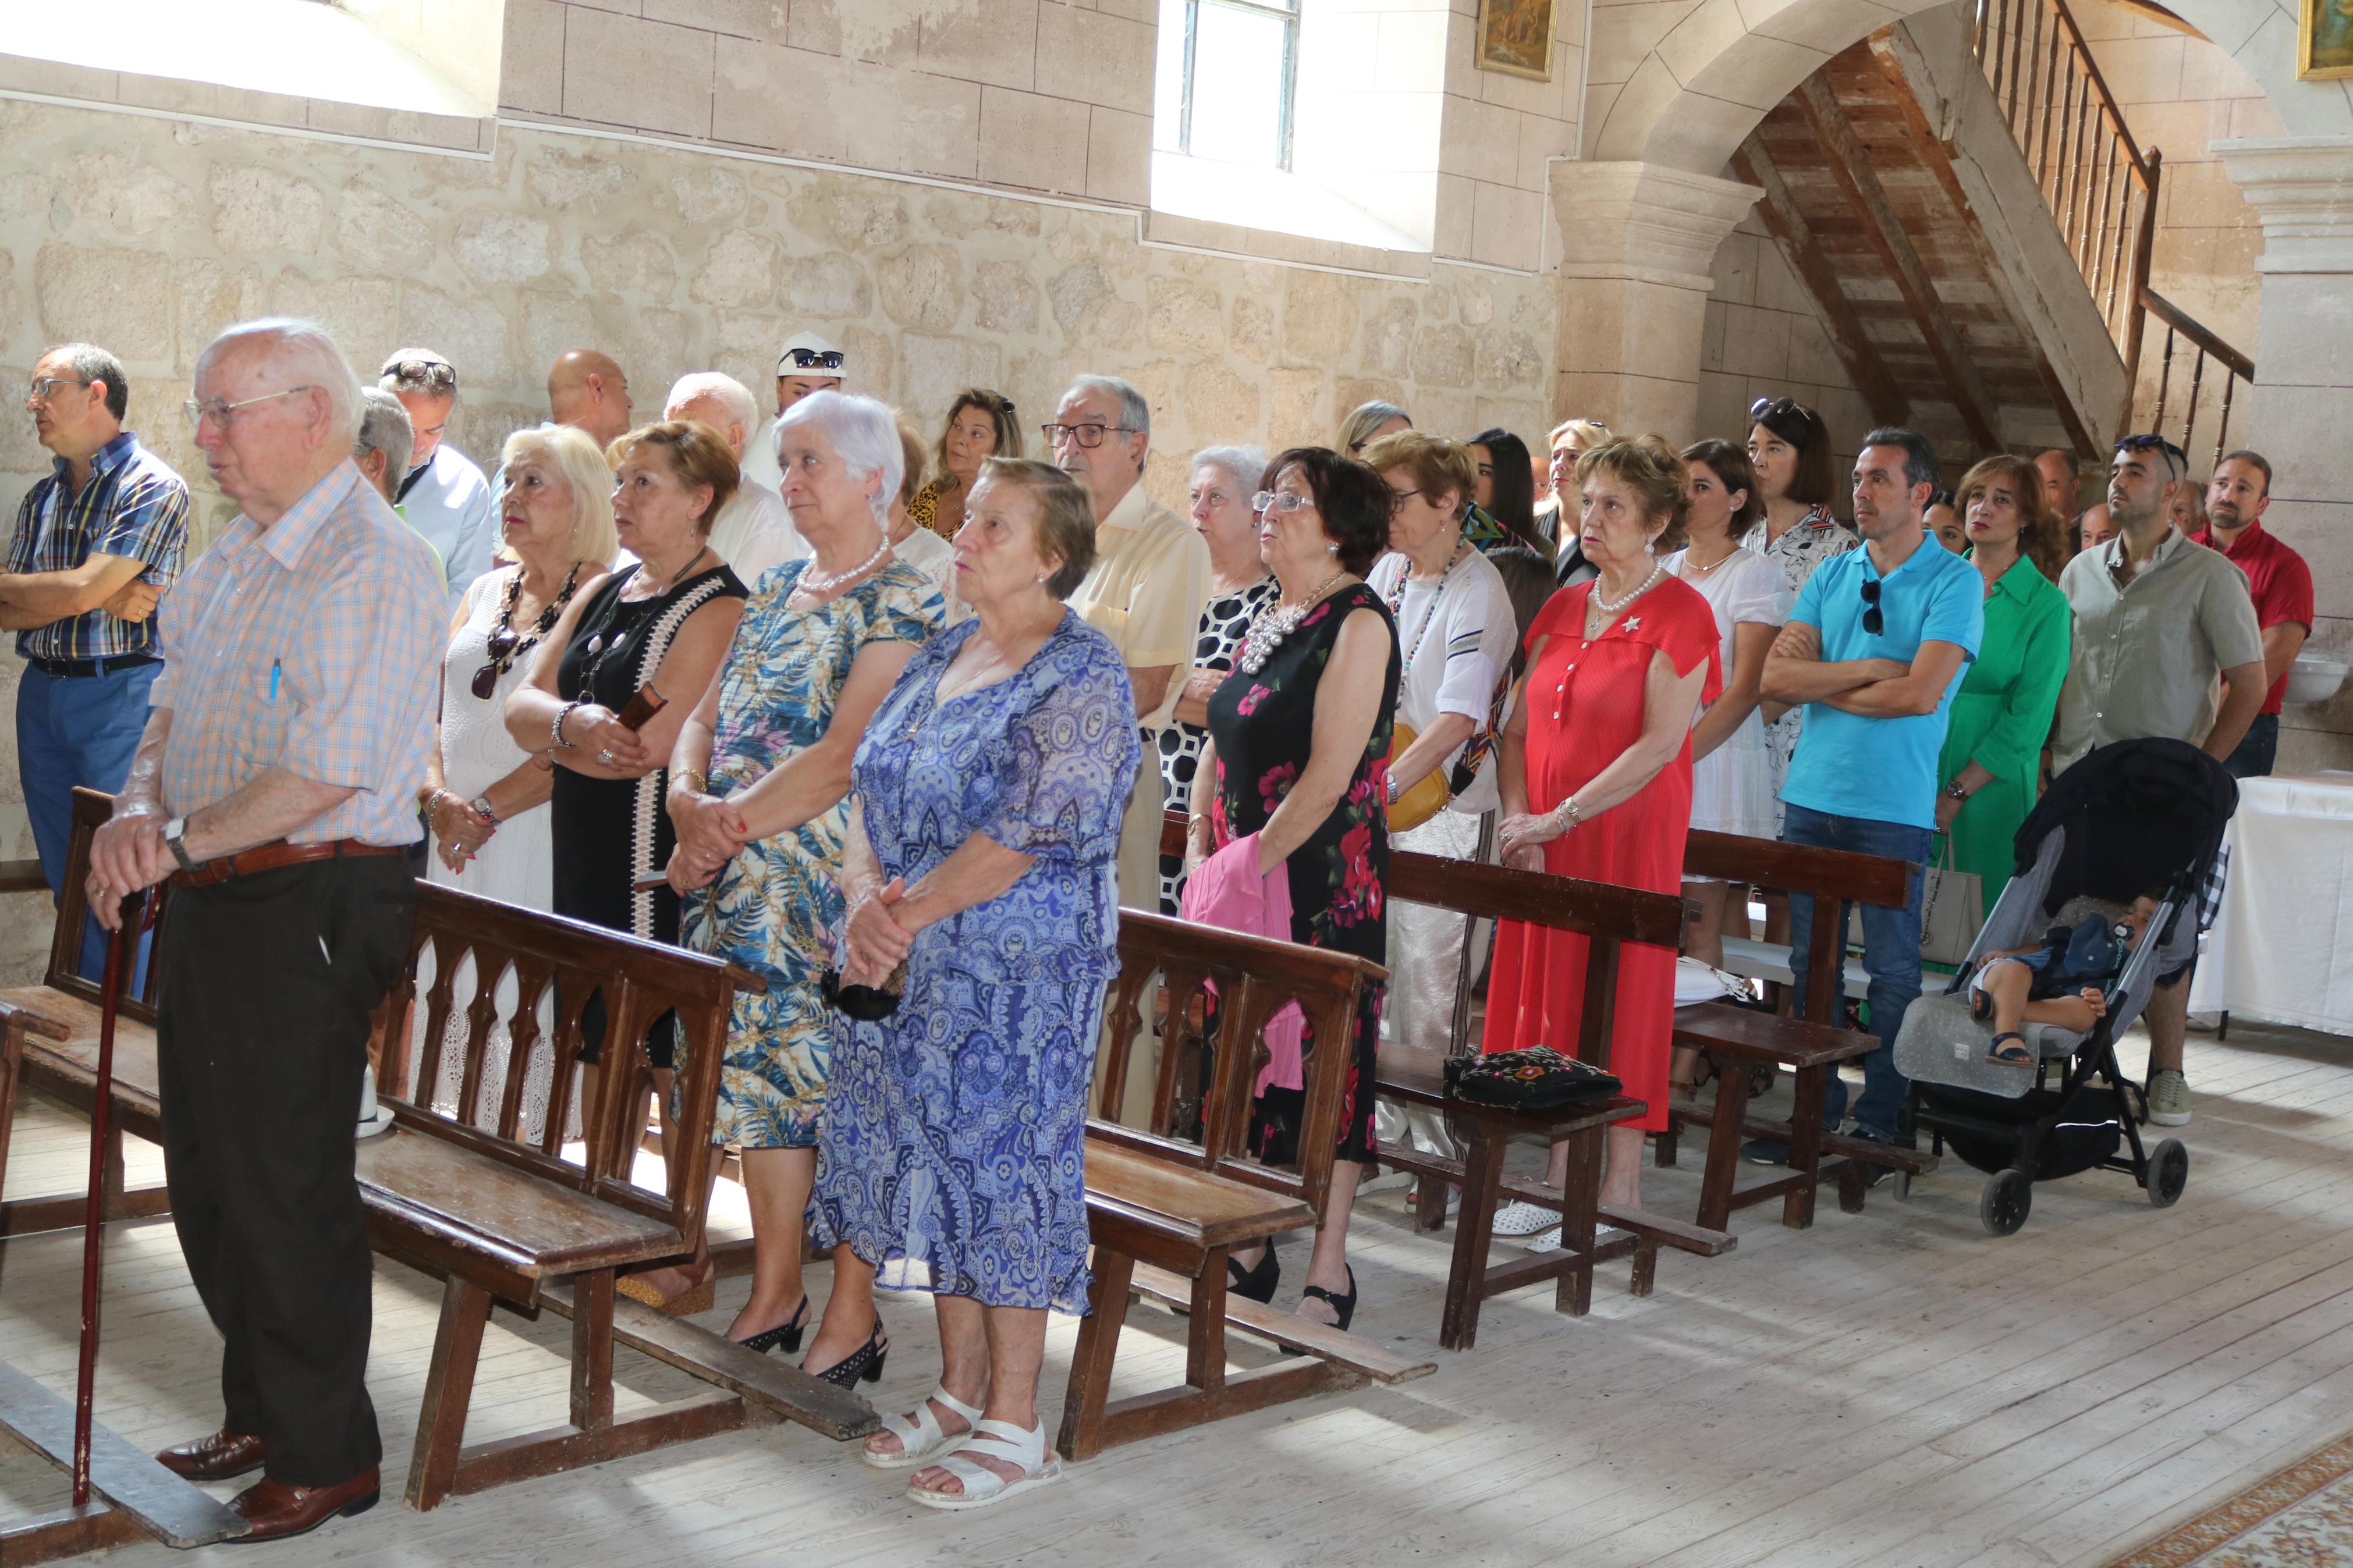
[1476,0,1556,82]
[2300,0,2353,79]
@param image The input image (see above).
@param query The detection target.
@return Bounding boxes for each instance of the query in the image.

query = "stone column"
[1550,161,1762,442]
[2214,136,2353,770]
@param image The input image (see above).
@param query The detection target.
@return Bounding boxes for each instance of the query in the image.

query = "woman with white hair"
[1158,443,1275,912]
[665,390,945,1352]
[416,424,616,1137]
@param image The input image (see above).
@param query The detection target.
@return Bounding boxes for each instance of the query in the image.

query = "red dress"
[1482,576,1720,1131]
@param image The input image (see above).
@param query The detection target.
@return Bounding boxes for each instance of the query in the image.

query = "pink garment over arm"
[1176,833,1305,1094]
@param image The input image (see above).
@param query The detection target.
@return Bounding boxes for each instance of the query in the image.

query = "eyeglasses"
[1253,490,1314,515]
[26,377,93,404]
[2113,433,2188,475]
[1859,577,1883,637]
[783,348,846,371]
[1041,422,1138,450]
[381,356,456,392]
[183,386,316,431]
[1750,396,1817,426]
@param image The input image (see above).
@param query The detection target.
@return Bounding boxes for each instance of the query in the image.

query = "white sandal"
[904,1417,1062,1510]
[862,1385,984,1471]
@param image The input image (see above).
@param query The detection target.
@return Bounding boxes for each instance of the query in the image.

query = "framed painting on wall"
[2301,0,2353,79]
[1476,0,1556,81]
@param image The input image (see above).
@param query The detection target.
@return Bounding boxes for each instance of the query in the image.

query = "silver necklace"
[797,535,890,596]
[1590,561,1664,617]
[1679,543,1737,577]
[1384,538,1469,673]
[1236,568,1347,675]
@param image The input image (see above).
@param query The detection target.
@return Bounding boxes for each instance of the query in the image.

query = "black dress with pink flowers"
[1205,582,1399,1164]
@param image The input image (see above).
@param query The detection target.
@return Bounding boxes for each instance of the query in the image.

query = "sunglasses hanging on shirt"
[1858,575,1883,636]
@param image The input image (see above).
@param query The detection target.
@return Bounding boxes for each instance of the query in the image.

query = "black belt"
[27,653,161,680]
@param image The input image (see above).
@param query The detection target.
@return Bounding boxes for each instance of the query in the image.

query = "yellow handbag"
[1385,723,1451,833]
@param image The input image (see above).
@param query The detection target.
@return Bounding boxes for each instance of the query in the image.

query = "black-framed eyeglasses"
[1859,576,1883,637]
[381,356,457,392]
[1042,422,1137,450]
[1750,396,1816,425]
[783,348,846,371]
[821,966,903,1021]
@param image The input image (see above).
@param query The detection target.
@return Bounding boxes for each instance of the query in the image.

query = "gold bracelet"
[673,769,708,796]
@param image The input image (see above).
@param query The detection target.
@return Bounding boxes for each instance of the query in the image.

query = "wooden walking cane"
[72,888,155,1507]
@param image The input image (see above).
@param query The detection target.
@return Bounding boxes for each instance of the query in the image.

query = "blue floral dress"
[807,611,1140,1313]
[683,560,943,1150]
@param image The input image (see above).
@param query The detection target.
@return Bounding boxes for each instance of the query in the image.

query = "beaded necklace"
[1383,536,1470,675]
[1235,568,1347,675]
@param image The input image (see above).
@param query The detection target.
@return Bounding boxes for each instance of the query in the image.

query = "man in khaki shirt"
[2054,433,2264,1132]
[1052,376,1209,1120]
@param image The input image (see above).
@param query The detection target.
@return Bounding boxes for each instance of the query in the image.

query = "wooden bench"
[0,787,876,1514]
[1066,909,1433,1462]
[1373,845,1736,1336]
[1664,830,1939,1221]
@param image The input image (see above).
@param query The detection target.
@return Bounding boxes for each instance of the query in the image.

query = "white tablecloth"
[2191,772,2353,1034]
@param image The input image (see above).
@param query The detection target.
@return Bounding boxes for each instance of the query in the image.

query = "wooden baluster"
[2089,130,2120,304]
[1974,0,1993,65]
[2007,0,2028,122]
[2105,166,2139,327]
[2151,324,2176,432]
[2035,16,2063,184]
[2181,347,2207,453]
[1988,0,2011,101]
[2024,0,2045,158]
[2214,372,2238,467]
[2055,69,2081,244]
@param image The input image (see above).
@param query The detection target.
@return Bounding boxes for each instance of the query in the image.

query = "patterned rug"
[2110,1432,2353,1566]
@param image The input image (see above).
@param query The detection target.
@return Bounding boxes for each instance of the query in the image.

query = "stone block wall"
[1697,213,1870,504]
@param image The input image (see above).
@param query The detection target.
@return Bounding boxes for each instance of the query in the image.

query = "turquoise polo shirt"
[1781,535,1985,830]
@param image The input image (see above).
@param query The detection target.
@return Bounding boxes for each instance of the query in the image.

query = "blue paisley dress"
[807,611,1140,1313]
[682,560,943,1150]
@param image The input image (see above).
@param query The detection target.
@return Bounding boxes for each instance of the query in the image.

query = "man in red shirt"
[2194,450,2313,777]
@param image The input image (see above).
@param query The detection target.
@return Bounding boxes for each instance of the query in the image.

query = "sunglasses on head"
[1749,396,1817,425]
[382,357,456,392]
[2113,433,2187,472]
[1858,576,1883,636]
[784,348,846,371]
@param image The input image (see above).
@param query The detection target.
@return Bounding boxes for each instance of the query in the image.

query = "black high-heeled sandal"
[1283,1265,1357,1354]
[806,1321,889,1389]
[733,1294,810,1357]
[1227,1243,1280,1305]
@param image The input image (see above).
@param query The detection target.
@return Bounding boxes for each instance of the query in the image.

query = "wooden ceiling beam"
[1729,137,1911,430]
[1793,73,2004,453]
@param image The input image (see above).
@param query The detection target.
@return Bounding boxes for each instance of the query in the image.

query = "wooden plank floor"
[2,1016,2348,1567]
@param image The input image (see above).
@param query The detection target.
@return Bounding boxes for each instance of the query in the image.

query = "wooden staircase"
[1734,0,2253,468]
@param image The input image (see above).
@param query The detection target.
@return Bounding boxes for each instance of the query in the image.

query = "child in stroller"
[1966,893,2160,1068]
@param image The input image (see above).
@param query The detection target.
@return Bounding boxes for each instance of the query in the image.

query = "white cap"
[777,332,846,378]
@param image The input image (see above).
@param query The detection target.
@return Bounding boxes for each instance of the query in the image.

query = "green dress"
[1935,554,2072,894]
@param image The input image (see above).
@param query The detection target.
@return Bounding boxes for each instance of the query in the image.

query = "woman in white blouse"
[1360,432,1519,1058]
[1668,440,1784,1093]
[417,424,617,1134]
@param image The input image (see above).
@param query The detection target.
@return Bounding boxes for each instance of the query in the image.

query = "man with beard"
[2054,433,2265,1128]
[2191,450,2312,780]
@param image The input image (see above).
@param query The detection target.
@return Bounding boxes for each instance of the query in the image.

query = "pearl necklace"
[1236,568,1347,675]
[797,535,891,596]
[1678,544,1738,578]
[1588,561,1663,618]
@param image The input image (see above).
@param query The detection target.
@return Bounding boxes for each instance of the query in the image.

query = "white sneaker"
[2149,1069,2191,1127]
[1527,1222,1630,1254]
[1489,1199,1557,1238]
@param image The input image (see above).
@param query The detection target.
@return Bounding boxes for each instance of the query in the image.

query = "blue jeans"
[2223,712,2277,780]
[1782,802,1932,1140]
[17,660,159,983]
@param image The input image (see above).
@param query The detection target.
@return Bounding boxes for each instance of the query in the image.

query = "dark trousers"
[155,854,416,1486]
[2223,712,2279,779]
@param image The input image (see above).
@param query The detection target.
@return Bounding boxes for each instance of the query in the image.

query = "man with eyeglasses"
[3,343,189,980]
[84,318,444,1542]
[1753,428,1983,1162]
[2053,433,2264,1128]
[740,332,849,492]
[379,349,495,602]
[1050,375,1208,1117]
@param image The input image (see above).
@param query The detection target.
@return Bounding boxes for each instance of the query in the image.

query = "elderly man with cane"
[85,318,445,1544]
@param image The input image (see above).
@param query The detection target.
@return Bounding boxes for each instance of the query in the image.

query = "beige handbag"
[1918,837,1986,967]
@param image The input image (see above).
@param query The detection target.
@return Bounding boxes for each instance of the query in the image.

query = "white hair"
[665,371,757,435]
[196,317,363,447]
[776,390,903,522]
[1066,375,1150,440]
[1190,443,1267,493]
[354,387,413,491]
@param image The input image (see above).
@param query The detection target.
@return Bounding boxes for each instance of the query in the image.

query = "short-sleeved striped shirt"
[154,460,446,847]
[5,431,190,661]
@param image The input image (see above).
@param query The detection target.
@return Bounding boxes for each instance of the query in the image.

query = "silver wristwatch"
[162,816,196,872]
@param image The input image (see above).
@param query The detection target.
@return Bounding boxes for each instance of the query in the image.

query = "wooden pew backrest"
[47,788,169,1023]
[1682,828,1912,1021]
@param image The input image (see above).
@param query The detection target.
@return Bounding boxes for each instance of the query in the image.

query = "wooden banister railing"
[1971,0,2254,457]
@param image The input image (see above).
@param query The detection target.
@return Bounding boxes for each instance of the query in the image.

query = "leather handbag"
[1385,721,1451,833]
[1919,837,1985,968]
[1443,1047,1621,1111]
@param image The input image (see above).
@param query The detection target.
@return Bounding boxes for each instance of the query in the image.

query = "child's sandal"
[1986,1031,2035,1068]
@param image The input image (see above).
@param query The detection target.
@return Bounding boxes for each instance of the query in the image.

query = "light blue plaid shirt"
[153,460,445,847]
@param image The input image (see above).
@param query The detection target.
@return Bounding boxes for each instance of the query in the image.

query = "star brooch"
[1622,616,1641,631]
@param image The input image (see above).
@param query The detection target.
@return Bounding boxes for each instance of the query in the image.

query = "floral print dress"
[1204,582,1399,1163]
[681,560,943,1150]
[1742,506,1858,827]
[807,612,1140,1313]
[1157,575,1276,913]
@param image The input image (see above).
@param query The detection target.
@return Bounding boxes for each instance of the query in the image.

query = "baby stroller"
[1892,738,2237,1235]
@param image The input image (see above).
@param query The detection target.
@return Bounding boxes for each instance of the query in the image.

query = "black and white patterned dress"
[1156,575,1276,912]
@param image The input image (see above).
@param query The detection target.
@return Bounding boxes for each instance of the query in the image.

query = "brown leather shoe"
[155,1430,268,1482]
[225,1467,379,1544]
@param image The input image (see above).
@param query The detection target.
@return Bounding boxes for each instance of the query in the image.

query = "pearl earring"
[1326,542,1338,554]
[1035,573,1048,584]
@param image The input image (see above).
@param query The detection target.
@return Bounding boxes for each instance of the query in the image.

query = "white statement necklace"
[797,536,891,596]
[1236,568,1346,675]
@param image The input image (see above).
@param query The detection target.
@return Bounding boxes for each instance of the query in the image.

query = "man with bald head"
[88,318,444,1542]
[662,371,805,584]
[546,350,633,448]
